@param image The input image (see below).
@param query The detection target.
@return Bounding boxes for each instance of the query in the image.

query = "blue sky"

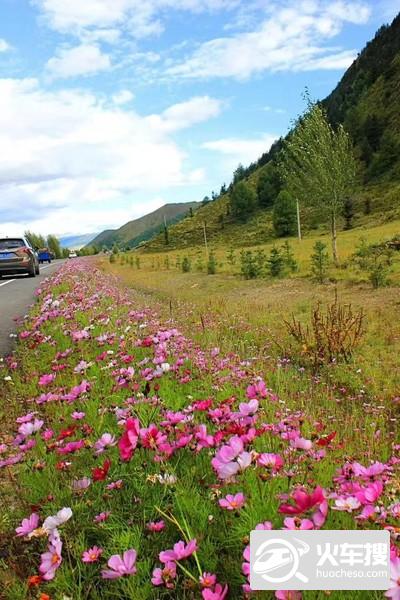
[0,0,399,238]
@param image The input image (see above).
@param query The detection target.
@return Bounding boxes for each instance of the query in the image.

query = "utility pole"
[296,199,302,241]
[203,221,209,259]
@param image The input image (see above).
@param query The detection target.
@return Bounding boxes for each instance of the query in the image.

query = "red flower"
[92,459,111,482]
[279,486,325,516]
[118,418,140,461]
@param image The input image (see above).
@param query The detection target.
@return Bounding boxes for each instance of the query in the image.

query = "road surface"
[0,260,65,356]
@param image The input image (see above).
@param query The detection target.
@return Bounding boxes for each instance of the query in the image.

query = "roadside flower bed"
[0,260,398,599]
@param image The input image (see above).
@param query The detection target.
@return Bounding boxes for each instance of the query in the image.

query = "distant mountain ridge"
[86,202,199,249]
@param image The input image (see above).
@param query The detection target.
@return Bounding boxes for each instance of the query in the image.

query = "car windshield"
[0,238,26,250]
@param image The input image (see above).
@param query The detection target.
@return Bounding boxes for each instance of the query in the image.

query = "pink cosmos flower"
[355,481,383,504]
[279,486,325,516]
[82,546,103,563]
[290,436,313,451]
[147,520,165,532]
[385,557,400,600]
[275,592,302,599]
[257,453,284,471]
[151,561,176,588]
[118,418,140,461]
[71,411,86,420]
[101,549,137,579]
[284,517,314,530]
[57,440,85,455]
[238,399,259,416]
[211,436,252,480]
[140,424,167,450]
[159,539,198,563]
[38,373,56,386]
[200,572,217,588]
[94,511,111,523]
[15,513,39,537]
[72,477,92,491]
[18,419,44,437]
[39,530,63,581]
[333,497,361,512]
[219,492,246,511]
[94,433,117,455]
[246,379,267,400]
[202,583,228,599]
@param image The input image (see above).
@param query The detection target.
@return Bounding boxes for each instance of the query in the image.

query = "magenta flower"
[38,373,56,386]
[202,583,228,599]
[275,591,302,599]
[39,530,63,581]
[355,481,383,504]
[151,561,176,588]
[94,511,111,523]
[82,546,103,563]
[246,379,267,399]
[159,539,198,563]
[15,513,39,537]
[385,556,400,599]
[283,517,314,530]
[147,520,165,532]
[279,486,325,516]
[118,418,140,461]
[219,492,246,511]
[200,572,217,588]
[101,549,137,579]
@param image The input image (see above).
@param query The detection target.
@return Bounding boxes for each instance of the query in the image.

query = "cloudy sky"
[0,0,399,238]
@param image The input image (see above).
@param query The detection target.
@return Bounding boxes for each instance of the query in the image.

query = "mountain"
[60,233,99,249]
[86,202,199,250]
[143,14,400,252]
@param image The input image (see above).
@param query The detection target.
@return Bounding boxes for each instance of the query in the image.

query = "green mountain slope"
[143,14,400,253]
[86,202,199,249]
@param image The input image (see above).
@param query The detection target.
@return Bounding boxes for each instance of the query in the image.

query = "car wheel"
[28,263,36,277]
[36,264,40,275]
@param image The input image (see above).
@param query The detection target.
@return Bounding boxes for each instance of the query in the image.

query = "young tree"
[311,240,330,283]
[230,180,257,222]
[272,190,297,236]
[343,198,354,230]
[279,98,356,264]
[257,162,281,208]
[267,247,284,277]
[47,234,62,258]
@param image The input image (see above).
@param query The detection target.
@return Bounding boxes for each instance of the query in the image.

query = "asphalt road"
[0,260,65,356]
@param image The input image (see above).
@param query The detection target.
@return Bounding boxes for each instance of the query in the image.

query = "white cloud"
[112,90,135,105]
[202,134,276,165]
[166,1,371,79]
[0,78,220,235]
[32,0,239,39]
[0,39,10,52]
[46,44,112,79]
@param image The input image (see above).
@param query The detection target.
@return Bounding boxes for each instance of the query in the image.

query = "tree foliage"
[230,180,257,222]
[279,99,356,263]
[272,190,297,237]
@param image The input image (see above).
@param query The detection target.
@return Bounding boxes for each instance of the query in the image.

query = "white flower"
[43,507,72,532]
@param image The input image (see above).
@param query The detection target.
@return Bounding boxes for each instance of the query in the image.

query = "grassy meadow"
[0,219,398,600]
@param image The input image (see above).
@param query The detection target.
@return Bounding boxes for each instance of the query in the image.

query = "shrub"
[285,299,365,369]
[182,256,191,272]
[311,241,330,283]
[207,252,217,275]
[226,248,236,265]
[240,250,262,279]
[353,239,393,288]
[135,257,141,269]
[282,240,298,273]
[109,253,116,263]
[272,190,297,236]
[267,246,284,277]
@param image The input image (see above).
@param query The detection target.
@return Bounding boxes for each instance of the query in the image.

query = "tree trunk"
[331,212,339,266]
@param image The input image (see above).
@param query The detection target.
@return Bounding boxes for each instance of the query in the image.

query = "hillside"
[143,13,400,253]
[86,202,199,249]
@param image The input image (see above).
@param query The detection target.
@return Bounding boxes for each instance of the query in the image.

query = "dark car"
[0,237,40,278]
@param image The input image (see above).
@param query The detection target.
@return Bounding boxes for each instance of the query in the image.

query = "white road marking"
[0,262,56,288]
[0,279,16,287]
